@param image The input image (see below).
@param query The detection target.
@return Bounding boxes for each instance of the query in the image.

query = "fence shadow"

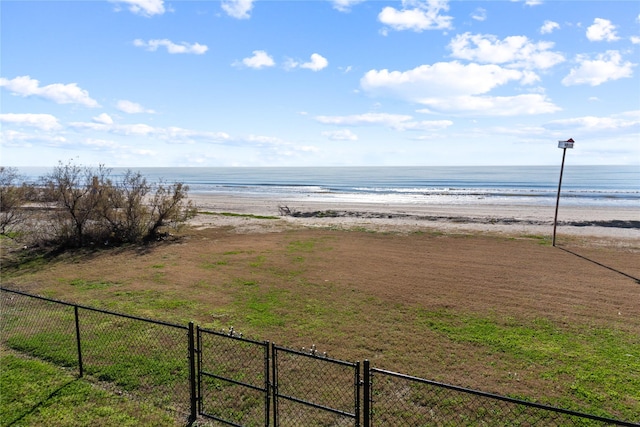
[557,246,640,284]
[6,379,78,427]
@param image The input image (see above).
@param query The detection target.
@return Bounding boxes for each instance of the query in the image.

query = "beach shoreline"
[187,193,640,243]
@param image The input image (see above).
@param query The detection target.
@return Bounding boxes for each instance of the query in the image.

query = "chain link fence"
[272,344,360,427]
[1,288,194,424]
[1,290,78,368]
[2,287,637,427]
[75,308,192,415]
[197,326,270,426]
[364,365,637,427]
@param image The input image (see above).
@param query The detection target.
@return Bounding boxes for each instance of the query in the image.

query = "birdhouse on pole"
[558,138,575,149]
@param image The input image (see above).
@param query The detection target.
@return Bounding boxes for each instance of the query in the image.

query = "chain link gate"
[197,326,270,426]
[271,343,360,427]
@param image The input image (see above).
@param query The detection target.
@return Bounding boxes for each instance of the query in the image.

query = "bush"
[0,167,34,236]
[100,170,196,244]
[43,162,110,247]
[39,161,195,248]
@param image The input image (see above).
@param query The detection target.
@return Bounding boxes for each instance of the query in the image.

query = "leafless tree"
[40,161,195,247]
[0,167,32,235]
[99,170,151,244]
[43,161,111,246]
[146,181,196,241]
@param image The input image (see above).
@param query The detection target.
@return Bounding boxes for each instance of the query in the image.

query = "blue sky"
[1,0,639,167]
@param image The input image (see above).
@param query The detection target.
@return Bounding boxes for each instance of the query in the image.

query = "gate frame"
[196,326,270,426]
[271,343,361,427]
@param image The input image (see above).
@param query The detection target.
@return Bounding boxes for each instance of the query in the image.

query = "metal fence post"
[363,360,370,427]
[188,321,197,424]
[74,305,83,378]
[265,339,271,427]
[271,342,278,427]
[355,360,361,427]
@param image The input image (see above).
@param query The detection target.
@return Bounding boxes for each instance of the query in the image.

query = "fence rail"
[272,344,360,427]
[1,287,637,427]
[197,326,270,426]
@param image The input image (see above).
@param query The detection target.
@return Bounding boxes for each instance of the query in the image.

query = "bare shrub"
[146,181,196,240]
[39,161,195,248]
[0,167,34,236]
[43,161,110,247]
[100,172,196,243]
[99,170,151,244]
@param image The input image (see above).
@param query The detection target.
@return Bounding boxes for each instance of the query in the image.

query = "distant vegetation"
[0,162,195,249]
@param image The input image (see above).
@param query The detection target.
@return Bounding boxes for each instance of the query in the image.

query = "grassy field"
[1,221,639,425]
[0,347,183,427]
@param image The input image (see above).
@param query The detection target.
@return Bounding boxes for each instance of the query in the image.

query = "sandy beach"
[188,193,639,243]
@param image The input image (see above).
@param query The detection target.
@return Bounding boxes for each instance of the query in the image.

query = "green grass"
[0,352,181,427]
[415,309,640,420]
[200,260,228,269]
[2,298,194,421]
[521,234,552,245]
[65,279,120,290]
[242,290,288,328]
[102,290,196,313]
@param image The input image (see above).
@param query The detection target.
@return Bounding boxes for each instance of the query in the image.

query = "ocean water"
[17,165,639,208]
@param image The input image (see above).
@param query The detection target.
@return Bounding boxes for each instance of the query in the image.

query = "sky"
[1,0,639,168]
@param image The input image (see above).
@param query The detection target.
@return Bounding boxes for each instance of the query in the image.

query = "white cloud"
[480,125,547,137]
[361,62,526,100]
[539,20,559,34]
[0,75,99,107]
[415,94,560,116]
[317,112,413,126]
[315,112,453,131]
[297,54,329,71]
[562,51,635,86]
[246,135,283,144]
[399,119,454,131]
[163,127,230,143]
[448,33,565,70]
[238,50,275,69]
[117,100,156,114]
[1,130,66,147]
[545,110,640,132]
[586,18,620,42]
[93,113,114,125]
[133,39,208,54]
[68,119,230,143]
[330,0,365,13]
[0,113,62,131]
[110,0,165,16]
[631,36,640,45]
[471,8,486,22]
[84,138,120,149]
[322,130,358,141]
[120,123,156,136]
[221,0,254,19]
[378,0,453,33]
